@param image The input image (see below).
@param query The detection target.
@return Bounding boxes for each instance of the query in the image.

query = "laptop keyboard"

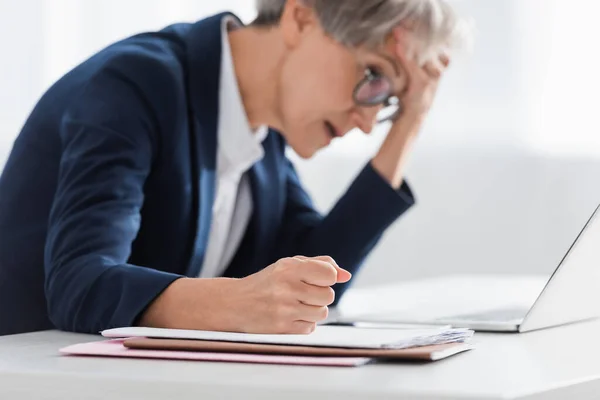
[438,307,528,322]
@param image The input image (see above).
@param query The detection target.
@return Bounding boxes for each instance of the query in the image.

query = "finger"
[423,61,442,79]
[292,256,338,286]
[293,256,351,284]
[439,53,451,68]
[288,320,317,335]
[393,26,417,60]
[311,255,352,283]
[295,303,329,323]
[395,39,422,78]
[296,281,336,307]
[393,36,429,94]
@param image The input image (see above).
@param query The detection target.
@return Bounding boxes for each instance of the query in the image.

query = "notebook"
[123,337,474,361]
[102,325,473,349]
[60,339,372,367]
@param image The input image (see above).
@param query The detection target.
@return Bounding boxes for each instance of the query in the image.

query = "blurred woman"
[0,0,469,335]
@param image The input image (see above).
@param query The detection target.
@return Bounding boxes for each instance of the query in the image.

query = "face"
[275,3,408,158]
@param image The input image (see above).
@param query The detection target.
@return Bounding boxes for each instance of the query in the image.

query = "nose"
[350,105,380,134]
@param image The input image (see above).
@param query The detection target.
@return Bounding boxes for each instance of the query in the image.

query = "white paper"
[102,326,473,349]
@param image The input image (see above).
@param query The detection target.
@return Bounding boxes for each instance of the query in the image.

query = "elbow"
[44,261,87,333]
[44,270,75,332]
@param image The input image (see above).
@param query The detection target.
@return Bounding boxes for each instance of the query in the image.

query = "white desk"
[2,275,600,400]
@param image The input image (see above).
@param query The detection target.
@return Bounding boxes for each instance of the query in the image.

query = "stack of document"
[101,325,473,350]
[59,325,474,367]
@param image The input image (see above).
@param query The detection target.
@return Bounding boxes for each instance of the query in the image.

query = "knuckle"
[274,258,296,276]
[324,265,337,283]
[321,255,335,264]
[278,257,295,268]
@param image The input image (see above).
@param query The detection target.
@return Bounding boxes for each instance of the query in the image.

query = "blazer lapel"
[224,132,284,278]
[183,14,228,276]
[183,13,281,279]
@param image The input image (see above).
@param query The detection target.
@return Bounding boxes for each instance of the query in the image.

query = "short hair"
[253,0,472,64]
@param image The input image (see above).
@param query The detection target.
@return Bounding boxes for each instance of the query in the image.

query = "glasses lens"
[354,75,392,105]
[376,97,401,123]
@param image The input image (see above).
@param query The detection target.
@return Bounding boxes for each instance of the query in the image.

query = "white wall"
[1,0,599,288]
[287,0,600,286]
[0,0,257,165]
[0,0,45,159]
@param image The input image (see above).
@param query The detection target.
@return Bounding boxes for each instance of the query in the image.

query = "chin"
[292,147,316,159]
[289,142,321,159]
[280,125,325,159]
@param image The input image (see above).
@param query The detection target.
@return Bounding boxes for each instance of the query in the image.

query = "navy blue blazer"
[0,13,414,336]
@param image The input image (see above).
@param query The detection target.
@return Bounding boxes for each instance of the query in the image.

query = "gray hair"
[253,0,472,64]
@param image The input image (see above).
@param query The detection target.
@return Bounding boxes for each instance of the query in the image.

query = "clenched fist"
[139,256,351,334]
[229,256,352,334]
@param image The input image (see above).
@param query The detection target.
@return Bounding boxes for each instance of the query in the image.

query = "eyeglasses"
[353,68,402,123]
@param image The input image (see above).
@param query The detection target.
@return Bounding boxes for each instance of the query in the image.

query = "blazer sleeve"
[44,67,182,333]
[275,158,415,301]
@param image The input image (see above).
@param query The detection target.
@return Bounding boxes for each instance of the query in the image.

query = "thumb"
[313,256,352,284]
[293,255,352,284]
[335,268,352,284]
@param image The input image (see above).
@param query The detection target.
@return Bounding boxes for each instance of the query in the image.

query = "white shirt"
[198,17,268,278]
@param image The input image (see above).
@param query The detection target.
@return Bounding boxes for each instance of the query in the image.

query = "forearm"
[138,277,242,331]
[275,163,415,302]
[371,113,425,189]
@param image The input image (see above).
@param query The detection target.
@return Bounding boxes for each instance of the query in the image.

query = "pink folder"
[60,339,372,367]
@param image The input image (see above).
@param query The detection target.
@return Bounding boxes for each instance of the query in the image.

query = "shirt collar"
[218,16,268,175]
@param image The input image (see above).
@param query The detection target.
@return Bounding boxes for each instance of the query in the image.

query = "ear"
[280,0,318,49]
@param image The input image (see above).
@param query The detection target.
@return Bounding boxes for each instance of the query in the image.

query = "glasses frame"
[352,69,402,123]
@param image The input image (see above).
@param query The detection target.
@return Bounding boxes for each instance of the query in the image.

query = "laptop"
[349,203,600,333]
